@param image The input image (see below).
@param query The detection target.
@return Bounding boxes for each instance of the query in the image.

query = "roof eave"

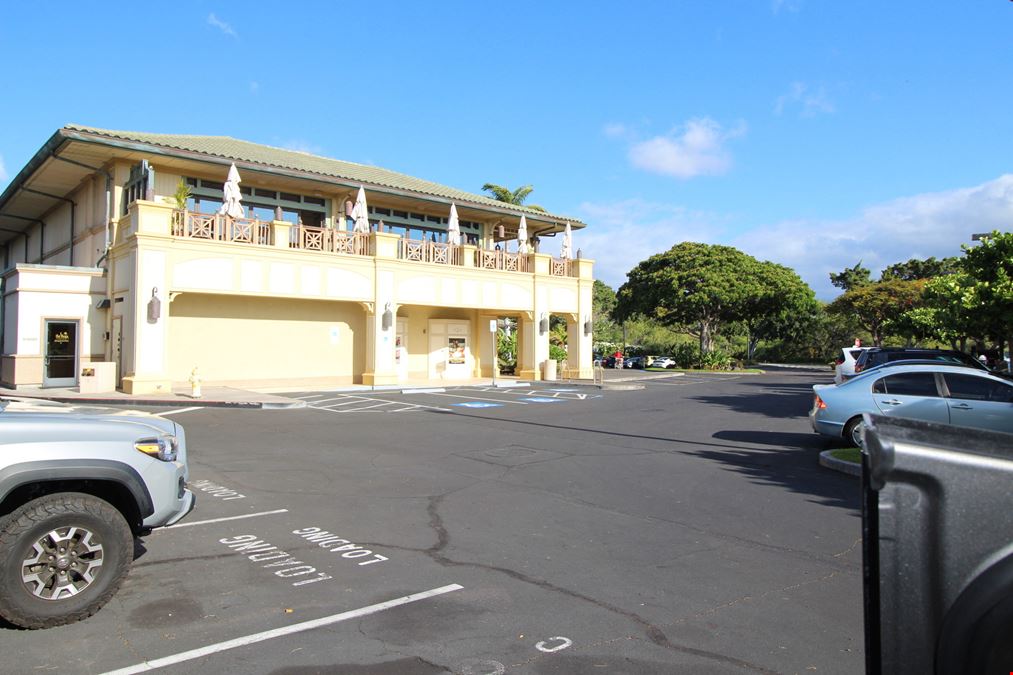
[59,127,586,229]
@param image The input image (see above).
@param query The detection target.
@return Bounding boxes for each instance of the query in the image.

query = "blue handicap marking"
[452,401,504,408]
[522,397,564,403]
[548,388,578,392]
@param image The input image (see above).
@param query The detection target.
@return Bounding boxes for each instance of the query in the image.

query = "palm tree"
[481,183,546,212]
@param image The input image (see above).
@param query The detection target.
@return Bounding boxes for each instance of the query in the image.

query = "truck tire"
[0,493,133,629]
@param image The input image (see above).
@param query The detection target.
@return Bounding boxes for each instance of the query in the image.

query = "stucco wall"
[167,293,365,383]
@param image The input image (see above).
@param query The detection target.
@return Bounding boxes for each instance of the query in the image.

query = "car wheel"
[844,417,865,448]
[0,493,133,629]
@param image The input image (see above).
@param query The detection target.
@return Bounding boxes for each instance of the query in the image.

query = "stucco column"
[121,246,172,395]
[570,257,595,379]
[362,232,401,386]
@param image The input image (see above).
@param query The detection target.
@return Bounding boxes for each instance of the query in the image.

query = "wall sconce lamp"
[538,313,549,335]
[583,315,592,336]
[147,287,161,324]
[381,302,393,331]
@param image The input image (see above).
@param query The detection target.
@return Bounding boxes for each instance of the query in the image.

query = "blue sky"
[2,1,1011,298]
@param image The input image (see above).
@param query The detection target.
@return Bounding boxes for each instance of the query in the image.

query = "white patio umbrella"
[352,186,370,233]
[517,215,529,254]
[447,203,461,245]
[218,163,245,219]
[560,222,573,259]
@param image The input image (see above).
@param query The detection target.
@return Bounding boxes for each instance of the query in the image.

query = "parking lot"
[1,367,863,675]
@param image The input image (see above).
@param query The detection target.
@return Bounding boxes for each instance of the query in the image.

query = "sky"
[2,1,1011,299]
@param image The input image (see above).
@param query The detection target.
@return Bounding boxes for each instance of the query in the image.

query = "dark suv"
[852,348,988,378]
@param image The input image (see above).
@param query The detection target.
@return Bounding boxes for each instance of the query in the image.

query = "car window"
[848,350,864,359]
[874,372,939,397]
[944,373,1013,402]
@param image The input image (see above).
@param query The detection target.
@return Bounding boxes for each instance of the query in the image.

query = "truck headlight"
[135,436,179,462]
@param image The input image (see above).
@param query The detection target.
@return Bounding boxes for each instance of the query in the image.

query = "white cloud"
[208,13,237,38]
[249,81,260,94]
[772,0,803,14]
[774,82,835,118]
[602,122,629,139]
[574,175,1013,299]
[0,154,7,184]
[734,175,1013,299]
[575,199,730,289]
[628,118,746,179]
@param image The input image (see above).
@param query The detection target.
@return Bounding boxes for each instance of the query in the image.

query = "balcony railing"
[475,249,530,273]
[168,209,576,276]
[292,225,370,256]
[172,210,271,245]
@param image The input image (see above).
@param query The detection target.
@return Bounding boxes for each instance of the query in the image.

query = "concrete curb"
[819,450,862,477]
[7,394,308,410]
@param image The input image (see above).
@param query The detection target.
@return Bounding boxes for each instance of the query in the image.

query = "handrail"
[171,210,271,246]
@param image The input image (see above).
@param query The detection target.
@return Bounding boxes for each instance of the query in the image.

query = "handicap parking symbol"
[522,397,563,403]
[452,401,504,408]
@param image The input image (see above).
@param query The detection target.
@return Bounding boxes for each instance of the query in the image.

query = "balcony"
[166,208,573,277]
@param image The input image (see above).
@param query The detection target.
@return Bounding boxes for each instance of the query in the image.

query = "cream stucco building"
[0,125,594,393]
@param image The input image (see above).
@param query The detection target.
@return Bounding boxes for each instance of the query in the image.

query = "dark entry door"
[43,320,78,387]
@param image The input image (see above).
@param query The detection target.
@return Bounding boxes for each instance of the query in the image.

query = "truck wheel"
[0,493,133,629]
[845,417,865,448]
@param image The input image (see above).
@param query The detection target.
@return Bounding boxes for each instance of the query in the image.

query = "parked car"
[650,357,675,369]
[851,347,989,379]
[810,363,1013,447]
[624,356,645,369]
[834,346,870,384]
[0,397,195,629]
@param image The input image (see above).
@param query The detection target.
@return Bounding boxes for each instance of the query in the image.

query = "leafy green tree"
[829,278,927,346]
[615,243,761,354]
[481,183,546,212]
[829,262,872,292]
[880,256,959,281]
[740,261,821,360]
[591,280,622,345]
[953,230,1013,358]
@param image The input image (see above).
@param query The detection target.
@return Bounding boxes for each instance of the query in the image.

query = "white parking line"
[318,399,367,408]
[428,392,528,404]
[295,394,328,400]
[310,394,449,412]
[161,509,289,530]
[334,402,395,412]
[158,407,205,416]
[101,584,464,674]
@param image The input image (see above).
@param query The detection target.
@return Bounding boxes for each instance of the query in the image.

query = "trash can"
[542,359,557,381]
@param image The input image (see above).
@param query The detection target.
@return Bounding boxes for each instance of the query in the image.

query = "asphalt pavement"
[1,366,862,674]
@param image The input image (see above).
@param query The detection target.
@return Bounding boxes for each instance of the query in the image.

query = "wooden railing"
[475,249,529,273]
[398,239,462,265]
[169,210,573,277]
[172,210,271,245]
[291,226,370,256]
[550,257,573,277]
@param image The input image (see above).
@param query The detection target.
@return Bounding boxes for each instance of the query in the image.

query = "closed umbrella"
[219,163,245,219]
[560,222,573,259]
[447,203,461,245]
[517,215,529,254]
[352,186,370,233]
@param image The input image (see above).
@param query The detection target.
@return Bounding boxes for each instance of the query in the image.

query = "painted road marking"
[451,402,504,409]
[310,393,449,412]
[429,392,528,404]
[100,584,464,675]
[536,636,573,653]
[295,394,328,399]
[158,407,204,416]
[189,479,247,501]
[161,509,289,530]
[521,397,564,403]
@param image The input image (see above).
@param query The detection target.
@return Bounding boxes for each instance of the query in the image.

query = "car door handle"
[951,403,973,410]
[880,399,903,406]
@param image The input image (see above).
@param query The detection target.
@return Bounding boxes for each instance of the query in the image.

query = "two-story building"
[0,125,594,393]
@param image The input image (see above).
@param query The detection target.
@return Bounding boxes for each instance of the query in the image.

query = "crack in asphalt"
[416,493,778,674]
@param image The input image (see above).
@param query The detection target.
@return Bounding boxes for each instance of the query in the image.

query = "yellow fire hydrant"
[189,366,202,399]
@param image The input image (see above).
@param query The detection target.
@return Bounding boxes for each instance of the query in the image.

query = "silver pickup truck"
[0,397,195,629]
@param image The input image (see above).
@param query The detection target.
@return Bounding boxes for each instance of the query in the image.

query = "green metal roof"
[64,125,583,226]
